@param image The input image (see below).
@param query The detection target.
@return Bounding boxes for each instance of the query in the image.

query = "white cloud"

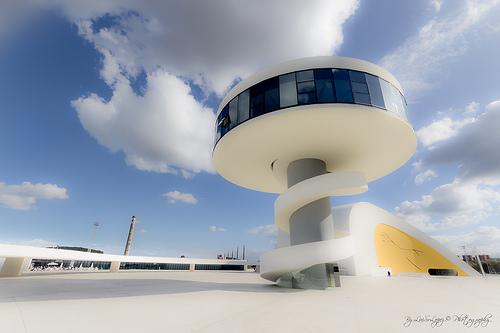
[417,116,476,147]
[430,0,443,12]
[396,180,500,231]
[398,99,500,231]
[249,224,278,237]
[0,181,68,211]
[416,101,483,148]
[465,101,479,113]
[60,1,358,176]
[433,226,500,256]
[380,0,500,96]
[0,0,360,177]
[72,68,215,175]
[415,169,438,185]
[163,191,197,204]
[423,100,500,184]
[67,0,359,95]
[208,226,226,233]
[412,160,424,173]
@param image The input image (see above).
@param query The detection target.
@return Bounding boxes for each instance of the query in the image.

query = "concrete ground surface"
[0,271,499,333]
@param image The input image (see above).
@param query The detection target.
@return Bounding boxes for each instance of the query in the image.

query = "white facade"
[0,244,247,277]
[260,202,478,281]
[212,56,475,288]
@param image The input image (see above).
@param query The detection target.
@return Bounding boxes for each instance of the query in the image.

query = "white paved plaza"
[0,271,499,333]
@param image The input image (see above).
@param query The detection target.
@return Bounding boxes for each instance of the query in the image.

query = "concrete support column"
[189,264,195,272]
[287,158,333,289]
[110,261,120,273]
[0,257,31,277]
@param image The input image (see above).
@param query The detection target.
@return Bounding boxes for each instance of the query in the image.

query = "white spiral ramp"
[260,171,368,282]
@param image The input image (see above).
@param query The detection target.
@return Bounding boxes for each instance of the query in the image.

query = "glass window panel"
[263,77,280,112]
[316,79,335,103]
[219,106,230,136]
[380,79,395,112]
[215,125,221,142]
[398,92,408,120]
[351,81,369,94]
[314,68,332,80]
[349,70,366,83]
[228,97,238,129]
[353,92,371,105]
[380,79,407,119]
[265,88,279,112]
[314,69,335,103]
[250,94,264,117]
[238,89,250,123]
[279,73,297,108]
[392,88,406,119]
[366,74,385,108]
[333,69,353,103]
[216,110,224,126]
[297,81,315,93]
[250,82,265,117]
[296,70,314,82]
[298,92,316,105]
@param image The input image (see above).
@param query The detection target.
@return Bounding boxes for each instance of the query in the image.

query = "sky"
[1,0,500,260]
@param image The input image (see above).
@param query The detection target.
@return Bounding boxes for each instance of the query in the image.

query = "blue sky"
[1,0,500,259]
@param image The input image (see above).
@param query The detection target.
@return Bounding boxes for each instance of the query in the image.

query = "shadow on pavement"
[0,274,302,302]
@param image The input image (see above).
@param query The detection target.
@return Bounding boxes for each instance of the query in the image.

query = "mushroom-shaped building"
[213,56,478,289]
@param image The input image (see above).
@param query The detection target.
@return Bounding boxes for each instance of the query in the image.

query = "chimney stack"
[124,215,137,255]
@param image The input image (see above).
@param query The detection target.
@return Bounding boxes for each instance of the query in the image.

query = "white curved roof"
[218,56,404,116]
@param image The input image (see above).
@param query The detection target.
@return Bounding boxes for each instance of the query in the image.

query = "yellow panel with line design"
[375,224,468,276]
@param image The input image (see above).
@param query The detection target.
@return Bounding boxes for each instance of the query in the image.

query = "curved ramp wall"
[260,202,479,281]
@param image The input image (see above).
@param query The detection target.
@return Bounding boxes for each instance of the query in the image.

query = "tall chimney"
[124,215,137,255]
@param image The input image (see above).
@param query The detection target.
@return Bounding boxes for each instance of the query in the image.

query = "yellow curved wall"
[375,224,468,276]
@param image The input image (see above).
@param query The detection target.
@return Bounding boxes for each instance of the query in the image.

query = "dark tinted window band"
[215,68,408,144]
